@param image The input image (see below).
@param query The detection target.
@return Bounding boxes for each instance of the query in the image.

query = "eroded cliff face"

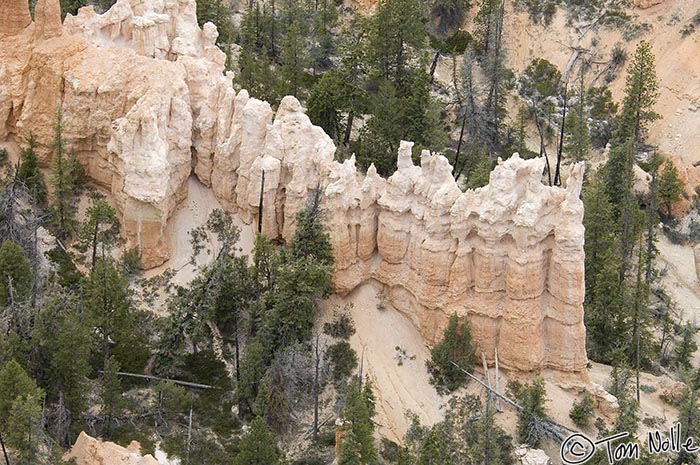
[0,0,587,373]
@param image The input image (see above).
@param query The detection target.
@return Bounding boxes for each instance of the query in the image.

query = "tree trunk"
[313,334,321,443]
[343,112,354,146]
[429,51,440,84]
[554,84,567,186]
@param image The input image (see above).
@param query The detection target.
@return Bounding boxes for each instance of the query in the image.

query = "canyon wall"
[0,0,587,373]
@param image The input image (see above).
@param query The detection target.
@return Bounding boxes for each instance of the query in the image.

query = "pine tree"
[33,289,91,446]
[565,69,591,162]
[84,258,137,372]
[49,110,83,239]
[77,195,120,270]
[427,312,478,392]
[675,323,698,371]
[582,178,624,363]
[340,378,377,464]
[508,377,547,447]
[0,240,33,308]
[233,417,282,465]
[16,133,47,205]
[0,360,43,463]
[101,356,125,433]
[279,0,310,98]
[658,160,684,219]
[289,187,335,266]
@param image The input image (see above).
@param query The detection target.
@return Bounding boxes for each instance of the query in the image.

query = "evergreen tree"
[675,323,698,371]
[0,240,33,308]
[77,195,120,270]
[677,367,700,465]
[49,110,83,239]
[338,427,364,465]
[16,133,47,205]
[288,187,335,266]
[658,160,684,218]
[582,178,624,363]
[565,69,591,162]
[341,378,377,464]
[84,258,139,372]
[238,339,269,417]
[33,289,91,446]
[0,360,43,463]
[474,0,511,151]
[508,377,547,447]
[427,312,478,392]
[279,0,310,97]
[101,356,125,433]
[233,417,282,465]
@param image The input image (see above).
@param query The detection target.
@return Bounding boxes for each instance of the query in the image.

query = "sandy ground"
[656,233,700,324]
[320,281,447,442]
[146,175,255,286]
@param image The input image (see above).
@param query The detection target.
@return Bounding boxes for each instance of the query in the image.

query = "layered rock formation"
[66,431,170,465]
[0,0,587,373]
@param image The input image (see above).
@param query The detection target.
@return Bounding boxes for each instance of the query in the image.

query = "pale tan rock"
[0,0,32,36]
[34,0,63,40]
[65,431,161,465]
[633,0,664,8]
[0,0,590,374]
[514,445,551,465]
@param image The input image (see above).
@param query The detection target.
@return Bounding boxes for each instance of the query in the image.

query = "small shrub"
[681,24,695,37]
[569,394,595,428]
[323,305,356,339]
[508,378,547,447]
[427,313,478,393]
[640,384,657,394]
[325,341,358,382]
[318,429,336,447]
[121,246,142,277]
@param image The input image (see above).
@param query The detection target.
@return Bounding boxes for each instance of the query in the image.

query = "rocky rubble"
[0,0,588,373]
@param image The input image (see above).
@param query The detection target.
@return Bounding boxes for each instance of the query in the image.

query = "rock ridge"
[0,0,587,373]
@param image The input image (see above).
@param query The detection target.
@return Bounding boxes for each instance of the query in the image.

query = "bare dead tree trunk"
[554,83,568,186]
[429,51,440,84]
[313,333,321,443]
[258,171,265,234]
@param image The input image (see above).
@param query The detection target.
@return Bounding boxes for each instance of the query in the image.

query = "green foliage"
[609,363,639,434]
[60,0,88,18]
[340,378,377,465]
[238,339,269,417]
[77,195,120,269]
[307,70,345,139]
[255,365,290,433]
[565,71,591,161]
[49,110,84,239]
[674,323,698,371]
[658,160,684,218]
[325,341,358,382]
[0,240,32,307]
[516,0,559,25]
[569,394,595,428]
[508,377,547,447]
[101,356,126,426]
[323,305,356,339]
[85,258,145,372]
[430,0,470,34]
[233,417,282,465]
[33,289,91,444]
[46,246,82,288]
[427,312,478,392]
[289,187,335,267]
[0,360,44,462]
[17,133,47,205]
[120,247,142,277]
[403,395,513,464]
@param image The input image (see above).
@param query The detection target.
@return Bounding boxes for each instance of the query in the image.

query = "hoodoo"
[0,0,587,374]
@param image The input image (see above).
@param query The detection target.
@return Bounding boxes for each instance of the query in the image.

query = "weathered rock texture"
[66,431,161,465]
[0,0,587,373]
